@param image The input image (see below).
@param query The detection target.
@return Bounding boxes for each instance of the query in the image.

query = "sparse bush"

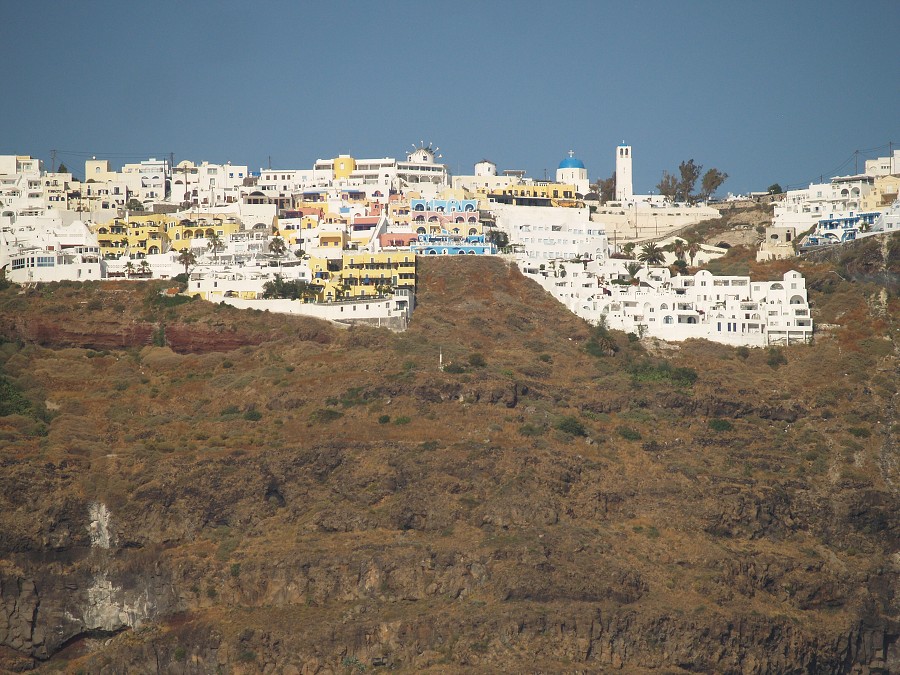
[538,353,552,363]
[628,360,697,387]
[243,409,262,421]
[847,427,871,438]
[230,563,241,577]
[708,418,733,432]
[468,353,486,368]
[393,415,411,425]
[444,362,465,374]
[555,416,587,437]
[220,405,240,416]
[221,360,234,369]
[310,408,344,423]
[735,346,750,360]
[378,414,391,424]
[518,423,546,437]
[617,426,642,441]
[766,347,787,369]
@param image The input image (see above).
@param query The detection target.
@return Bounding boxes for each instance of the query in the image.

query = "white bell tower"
[615,143,633,202]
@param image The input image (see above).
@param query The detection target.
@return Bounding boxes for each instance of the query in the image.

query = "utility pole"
[50,149,57,173]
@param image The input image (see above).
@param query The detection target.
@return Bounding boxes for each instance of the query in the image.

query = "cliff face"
[0,250,897,673]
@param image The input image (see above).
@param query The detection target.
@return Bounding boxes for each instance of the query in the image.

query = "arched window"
[789,295,804,304]
[663,316,674,324]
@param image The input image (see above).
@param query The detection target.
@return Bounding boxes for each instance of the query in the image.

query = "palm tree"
[268,236,287,257]
[638,242,665,266]
[687,240,700,266]
[671,238,686,261]
[139,260,151,278]
[124,261,135,278]
[206,232,223,262]
[625,261,642,283]
[177,249,197,276]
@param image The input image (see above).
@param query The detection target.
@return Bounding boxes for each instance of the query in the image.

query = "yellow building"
[860,175,900,211]
[490,182,578,200]
[93,219,129,259]
[308,252,416,300]
[166,215,242,248]
[92,214,170,258]
[333,155,356,180]
[318,230,348,249]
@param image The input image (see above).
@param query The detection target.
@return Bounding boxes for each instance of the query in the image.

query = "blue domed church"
[555,151,589,197]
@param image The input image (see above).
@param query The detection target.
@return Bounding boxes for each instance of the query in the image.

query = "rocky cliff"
[0,247,897,673]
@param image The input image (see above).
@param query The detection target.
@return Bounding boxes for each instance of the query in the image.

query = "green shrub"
[766,348,787,369]
[538,353,552,363]
[243,409,262,421]
[220,405,240,416]
[310,408,344,423]
[708,418,734,432]
[617,426,642,441]
[444,363,466,374]
[518,423,546,437]
[221,360,234,369]
[847,427,871,438]
[230,563,241,577]
[393,415,411,425]
[468,353,487,368]
[174,647,187,662]
[555,416,587,437]
[628,360,697,387]
[735,346,750,360]
[378,414,391,424]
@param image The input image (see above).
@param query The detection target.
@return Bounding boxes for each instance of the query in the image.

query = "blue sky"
[3,1,898,194]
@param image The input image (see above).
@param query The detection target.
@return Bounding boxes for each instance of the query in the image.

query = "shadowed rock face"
[0,253,897,672]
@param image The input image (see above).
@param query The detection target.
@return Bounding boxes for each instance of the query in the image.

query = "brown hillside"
[0,248,897,673]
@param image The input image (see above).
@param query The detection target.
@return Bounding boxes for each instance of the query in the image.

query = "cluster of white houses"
[760,148,900,258]
[14,141,899,346]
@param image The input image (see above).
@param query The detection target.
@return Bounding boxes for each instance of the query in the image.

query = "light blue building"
[410,233,497,256]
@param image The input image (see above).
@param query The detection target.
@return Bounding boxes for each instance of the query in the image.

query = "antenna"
[50,149,57,173]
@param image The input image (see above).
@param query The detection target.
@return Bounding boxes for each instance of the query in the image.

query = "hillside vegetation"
[0,236,897,673]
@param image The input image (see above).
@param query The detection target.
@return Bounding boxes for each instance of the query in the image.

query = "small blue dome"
[558,156,585,170]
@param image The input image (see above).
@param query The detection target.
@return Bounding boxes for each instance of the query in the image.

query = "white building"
[0,211,102,283]
[170,160,247,207]
[757,225,798,262]
[452,159,523,193]
[0,155,45,213]
[521,262,813,346]
[556,151,589,197]
[120,158,169,205]
[488,201,608,263]
[864,149,900,177]
[615,143,633,202]
[774,174,876,231]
